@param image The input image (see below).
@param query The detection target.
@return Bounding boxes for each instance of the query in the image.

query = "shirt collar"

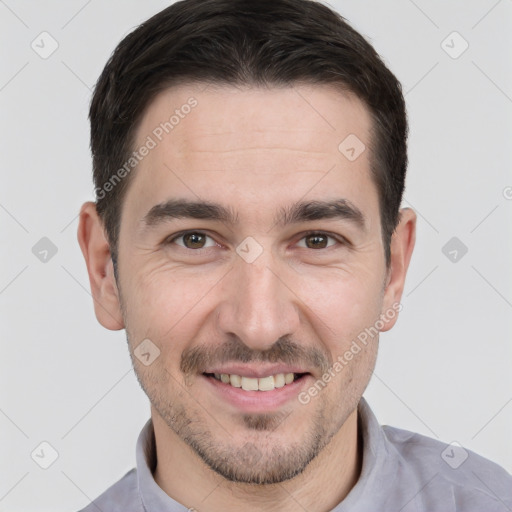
[135,416,188,511]
[135,396,397,511]
[331,396,398,511]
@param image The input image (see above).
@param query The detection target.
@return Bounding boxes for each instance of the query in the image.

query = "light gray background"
[1,1,511,510]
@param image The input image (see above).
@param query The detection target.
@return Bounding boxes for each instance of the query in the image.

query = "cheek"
[122,259,179,317]
[296,269,383,349]
[122,273,176,331]
[121,266,217,352]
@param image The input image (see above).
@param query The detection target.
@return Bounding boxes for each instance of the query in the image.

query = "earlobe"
[77,201,125,330]
[380,207,417,332]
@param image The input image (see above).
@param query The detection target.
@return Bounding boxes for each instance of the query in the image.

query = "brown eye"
[183,233,206,248]
[170,232,216,250]
[298,232,338,250]
[306,234,327,249]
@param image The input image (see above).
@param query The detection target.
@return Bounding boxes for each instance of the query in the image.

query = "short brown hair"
[89,0,408,269]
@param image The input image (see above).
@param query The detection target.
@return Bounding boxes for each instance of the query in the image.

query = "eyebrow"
[140,198,367,233]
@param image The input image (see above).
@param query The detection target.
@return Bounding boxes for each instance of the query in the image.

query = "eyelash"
[165,230,348,253]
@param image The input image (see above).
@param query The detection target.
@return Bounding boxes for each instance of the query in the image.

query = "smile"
[204,372,307,391]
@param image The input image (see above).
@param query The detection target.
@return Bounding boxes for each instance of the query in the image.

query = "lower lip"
[202,374,312,413]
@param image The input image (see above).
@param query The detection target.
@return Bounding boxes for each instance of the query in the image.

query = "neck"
[152,406,362,512]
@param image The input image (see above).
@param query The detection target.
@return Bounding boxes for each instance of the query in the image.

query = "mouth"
[203,372,309,391]
[201,369,312,413]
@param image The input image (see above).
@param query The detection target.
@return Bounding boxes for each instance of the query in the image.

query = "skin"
[78,83,416,512]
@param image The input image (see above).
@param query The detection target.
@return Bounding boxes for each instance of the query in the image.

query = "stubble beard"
[129,349,340,485]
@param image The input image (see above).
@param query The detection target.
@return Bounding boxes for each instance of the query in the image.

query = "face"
[90,84,409,484]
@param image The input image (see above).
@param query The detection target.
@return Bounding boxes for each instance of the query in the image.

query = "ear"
[380,207,416,332]
[77,201,124,330]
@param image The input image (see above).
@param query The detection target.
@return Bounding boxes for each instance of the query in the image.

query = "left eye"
[296,232,338,250]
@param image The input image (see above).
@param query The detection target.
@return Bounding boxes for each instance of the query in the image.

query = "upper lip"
[203,364,311,379]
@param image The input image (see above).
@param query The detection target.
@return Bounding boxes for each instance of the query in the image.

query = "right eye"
[166,231,219,251]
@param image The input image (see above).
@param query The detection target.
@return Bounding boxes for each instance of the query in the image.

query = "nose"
[216,249,301,352]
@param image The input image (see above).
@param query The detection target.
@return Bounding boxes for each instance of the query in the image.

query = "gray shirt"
[79,397,512,511]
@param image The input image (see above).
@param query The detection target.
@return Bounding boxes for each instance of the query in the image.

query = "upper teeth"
[213,373,296,391]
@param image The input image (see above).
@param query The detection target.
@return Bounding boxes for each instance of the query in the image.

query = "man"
[77,0,512,510]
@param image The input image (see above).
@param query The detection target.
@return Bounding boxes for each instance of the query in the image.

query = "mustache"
[180,335,331,375]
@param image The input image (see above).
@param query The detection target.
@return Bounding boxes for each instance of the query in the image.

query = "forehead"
[123,83,378,231]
